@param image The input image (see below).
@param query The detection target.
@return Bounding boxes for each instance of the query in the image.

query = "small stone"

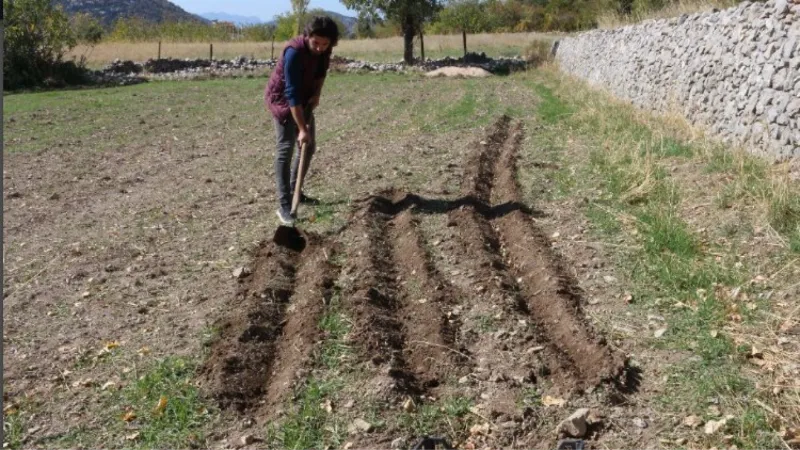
[603,275,617,284]
[705,418,727,435]
[240,435,259,446]
[458,375,471,384]
[391,437,407,449]
[775,0,790,15]
[633,417,648,429]
[233,267,251,279]
[499,420,518,430]
[558,408,590,438]
[654,328,668,338]
[348,418,373,434]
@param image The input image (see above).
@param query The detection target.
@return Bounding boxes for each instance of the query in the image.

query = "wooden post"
[158,40,161,59]
[210,43,213,60]
[271,35,275,60]
[419,31,425,62]
[462,30,467,57]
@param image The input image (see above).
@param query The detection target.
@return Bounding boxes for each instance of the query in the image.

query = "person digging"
[265,16,339,225]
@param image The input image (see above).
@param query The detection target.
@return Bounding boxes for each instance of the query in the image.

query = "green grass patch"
[399,396,473,436]
[531,83,574,124]
[109,357,212,449]
[267,286,352,449]
[3,411,25,450]
[649,137,694,158]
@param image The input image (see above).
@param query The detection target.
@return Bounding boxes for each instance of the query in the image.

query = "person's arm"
[309,77,325,110]
[309,54,330,110]
[284,48,310,145]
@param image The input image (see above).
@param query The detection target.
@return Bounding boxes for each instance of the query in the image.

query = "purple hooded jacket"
[265,36,331,124]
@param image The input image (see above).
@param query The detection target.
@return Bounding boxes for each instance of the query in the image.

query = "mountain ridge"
[53,0,208,26]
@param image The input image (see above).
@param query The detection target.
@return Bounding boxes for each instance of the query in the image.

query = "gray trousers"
[273,111,316,209]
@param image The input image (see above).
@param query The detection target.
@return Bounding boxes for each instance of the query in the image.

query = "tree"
[356,11,376,38]
[273,9,348,41]
[437,0,488,56]
[291,0,311,34]
[341,0,442,64]
[3,0,78,89]
[70,12,104,45]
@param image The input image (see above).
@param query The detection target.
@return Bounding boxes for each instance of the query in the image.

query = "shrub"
[3,0,80,90]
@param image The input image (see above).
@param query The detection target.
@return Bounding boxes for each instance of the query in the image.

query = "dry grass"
[67,32,562,68]
[539,64,800,445]
[596,0,742,28]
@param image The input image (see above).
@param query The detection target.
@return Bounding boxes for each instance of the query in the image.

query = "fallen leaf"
[710,330,719,338]
[683,415,703,428]
[469,423,490,435]
[122,411,137,422]
[323,400,333,413]
[137,347,150,356]
[343,442,353,450]
[542,396,566,407]
[125,432,140,441]
[654,328,668,338]
[402,398,415,412]
[105,341,120,351]
[705,418,727,435]
[101,381,116,391]
[153,395,168,415]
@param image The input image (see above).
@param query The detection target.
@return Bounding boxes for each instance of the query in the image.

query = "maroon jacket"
[265,36,331,124]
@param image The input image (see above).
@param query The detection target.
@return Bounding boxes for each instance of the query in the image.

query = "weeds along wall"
[554,0,799,160]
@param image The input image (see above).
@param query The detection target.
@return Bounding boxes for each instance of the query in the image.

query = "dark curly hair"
[304,16,340,47]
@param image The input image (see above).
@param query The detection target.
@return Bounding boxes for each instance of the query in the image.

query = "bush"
[3,0,80,90]
[523,39,554,67]
[71,12,104,44]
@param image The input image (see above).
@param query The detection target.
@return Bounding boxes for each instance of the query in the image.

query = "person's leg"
[274,117,297,216]
[290,111,317,198]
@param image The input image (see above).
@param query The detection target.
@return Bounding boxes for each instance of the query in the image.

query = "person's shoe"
[276,207,295,225]
[299,192,320,205]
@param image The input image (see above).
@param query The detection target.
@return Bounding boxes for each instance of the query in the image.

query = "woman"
[265,16,340,225]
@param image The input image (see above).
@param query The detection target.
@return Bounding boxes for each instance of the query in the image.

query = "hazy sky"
[170,0,354,22]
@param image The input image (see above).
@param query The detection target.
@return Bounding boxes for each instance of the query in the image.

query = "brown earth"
[197,115,635,448]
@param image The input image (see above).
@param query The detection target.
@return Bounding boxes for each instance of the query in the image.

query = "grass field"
[4,66,799,449]
[68,32,561,68]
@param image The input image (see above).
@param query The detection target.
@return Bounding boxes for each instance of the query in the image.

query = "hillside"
[199,12,263,26]
[53,0,208,26]
[323,10,357,34]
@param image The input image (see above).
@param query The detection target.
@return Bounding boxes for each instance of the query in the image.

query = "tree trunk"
[462,30,467,57]
[403,15,415,64]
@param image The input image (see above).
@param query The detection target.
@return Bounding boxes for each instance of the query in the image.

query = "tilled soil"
[200,115,634,448]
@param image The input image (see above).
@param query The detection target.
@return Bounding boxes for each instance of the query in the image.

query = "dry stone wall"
[554,0,800,159]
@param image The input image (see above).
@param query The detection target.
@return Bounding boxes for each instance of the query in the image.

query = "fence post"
[271,35,275,60]
[210,43,213,60]
[419,31,425,62]
[158,40,161,59]
[462,30,467,57]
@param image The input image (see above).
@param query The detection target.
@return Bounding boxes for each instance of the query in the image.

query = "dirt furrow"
[198,238,301,412]
[342,197,420,397]
[388,208,468,390]
[490,120,627,388]
[260,240,338,416]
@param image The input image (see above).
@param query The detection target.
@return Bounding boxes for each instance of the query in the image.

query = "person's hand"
[298,126,311,146]
[309,95,320,110]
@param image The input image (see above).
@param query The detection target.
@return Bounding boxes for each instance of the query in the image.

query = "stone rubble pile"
[555,0,799,159]
[331,52,528,74]
[97,52,529,84]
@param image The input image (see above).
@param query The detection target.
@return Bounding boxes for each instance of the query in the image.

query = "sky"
[170,0,354,22]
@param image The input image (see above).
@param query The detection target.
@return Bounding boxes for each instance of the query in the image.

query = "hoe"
[273,142,310,251]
